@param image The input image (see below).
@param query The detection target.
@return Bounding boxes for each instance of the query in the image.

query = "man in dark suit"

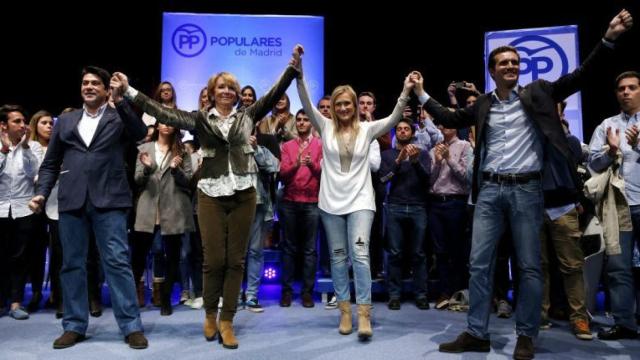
[30,66,148,349]
[414,9,633,360]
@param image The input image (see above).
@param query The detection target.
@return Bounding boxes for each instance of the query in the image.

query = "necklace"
[340,131,354,156]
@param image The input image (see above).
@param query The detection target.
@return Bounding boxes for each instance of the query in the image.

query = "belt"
[428,194,468,202]
[482,171,541,184]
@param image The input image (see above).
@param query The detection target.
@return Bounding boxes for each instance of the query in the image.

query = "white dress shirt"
[0,141,44,218]
[77,103,107,147]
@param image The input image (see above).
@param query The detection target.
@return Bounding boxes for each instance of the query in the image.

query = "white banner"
[485,25,583,141]
[161,12,324,117]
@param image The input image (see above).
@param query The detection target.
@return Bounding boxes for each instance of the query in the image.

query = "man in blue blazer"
[414,9,633,360]
[30,66,148,349]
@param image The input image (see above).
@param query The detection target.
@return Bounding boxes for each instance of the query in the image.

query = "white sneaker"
[324,295,338,310]
[190,297,203,309]
[184,298,194,307]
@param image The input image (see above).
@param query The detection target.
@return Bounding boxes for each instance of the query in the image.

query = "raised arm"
[246,46,302,122]
[294,45,330,134]
[114,98,148,142]
[368,72,414,139]
[413,72,476,129]
[115,72,199,131]
[551,9,633,102]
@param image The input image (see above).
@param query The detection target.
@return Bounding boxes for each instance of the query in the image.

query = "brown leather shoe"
[53,331,86,349]
[513,335,534,360]
[439,331,490,353]
[301,293,315,308]
[279,292,292,307]
[125,331,148,349]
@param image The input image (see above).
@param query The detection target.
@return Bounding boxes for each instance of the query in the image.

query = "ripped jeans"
[319,209,374,305]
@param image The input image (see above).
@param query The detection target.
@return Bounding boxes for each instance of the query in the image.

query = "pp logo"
[172,24,207,58]
[510,35,568,80]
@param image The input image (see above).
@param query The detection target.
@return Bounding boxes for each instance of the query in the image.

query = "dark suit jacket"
[423,41,613,204]
[36,100,147,212]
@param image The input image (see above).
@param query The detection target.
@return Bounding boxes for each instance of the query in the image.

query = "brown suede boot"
[357,304,372,340]
[136,281,145,307]
[218,320,238,349]
[338,301,353,335]
[203,313,218,341]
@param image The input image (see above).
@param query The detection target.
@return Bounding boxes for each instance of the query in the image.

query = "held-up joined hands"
[401,71,421,97]
[291,44,304,76]
[111,72,130,99]
[410,71,425,97]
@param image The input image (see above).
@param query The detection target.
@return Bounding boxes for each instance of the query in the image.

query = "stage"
[1,284,638,360]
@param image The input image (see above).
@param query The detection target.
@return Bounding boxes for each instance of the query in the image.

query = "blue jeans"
[320,209,374,305]
[384,203,428,299]
[467,180,543,339]
[279,201,319,295]
[604,203,640,330]
[245,204,267,299]
[58,202,142,335]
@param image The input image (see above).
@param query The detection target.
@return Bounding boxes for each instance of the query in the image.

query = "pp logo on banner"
[172,24,207,58]
[485,26,577,89]
[511,35,568,81]
[484,25,584,141]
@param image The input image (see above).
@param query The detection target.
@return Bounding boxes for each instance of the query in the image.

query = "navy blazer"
[423,41,613,204]
[36,100,147,212]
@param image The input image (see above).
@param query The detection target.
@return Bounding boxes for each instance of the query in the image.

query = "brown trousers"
[540,208,589,322]
[198,188,256,321]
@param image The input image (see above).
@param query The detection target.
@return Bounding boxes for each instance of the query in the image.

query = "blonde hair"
[330,85,360,138]
[29,110,53,144]
[207,72,241,106]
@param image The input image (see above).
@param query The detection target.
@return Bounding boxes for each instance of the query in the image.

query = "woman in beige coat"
[132,122,194,316]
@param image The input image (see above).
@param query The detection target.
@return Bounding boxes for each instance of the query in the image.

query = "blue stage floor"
[1,284,638,359]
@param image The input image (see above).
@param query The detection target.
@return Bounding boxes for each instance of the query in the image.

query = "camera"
[454,81,466,90]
